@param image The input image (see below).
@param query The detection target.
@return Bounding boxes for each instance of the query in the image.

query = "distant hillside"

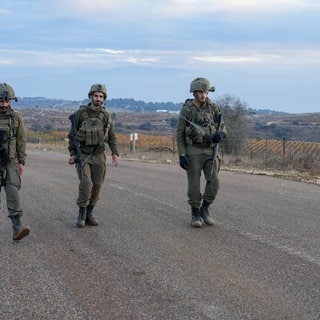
[13,97,282,115]
[247,113,320,142]
[15,99,320,142]
[247,107,288,115]
[13,97,183,112]
[13,97,81,109]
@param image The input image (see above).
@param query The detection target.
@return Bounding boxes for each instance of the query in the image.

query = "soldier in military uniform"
[176,77,226,228]
[68,83,119,228]
[0,83,30,240]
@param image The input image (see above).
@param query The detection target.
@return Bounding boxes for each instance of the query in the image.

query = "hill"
[14,96,284,115]
[12,97,320,142]
[13,97,183,112]
[247,113,320,142]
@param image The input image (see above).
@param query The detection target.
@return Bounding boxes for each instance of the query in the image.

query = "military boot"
[85,204,98,226]
[76,207,86,228]
[191,208,202,228]
[200,200,214,226]
[10,216,30,241]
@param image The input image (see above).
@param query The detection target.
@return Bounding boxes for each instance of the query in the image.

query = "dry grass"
[26,133,320,185]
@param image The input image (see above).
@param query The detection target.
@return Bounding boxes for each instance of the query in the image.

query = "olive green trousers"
[76,151,106,208]
[2,162,23,218]
[186,153,220,209]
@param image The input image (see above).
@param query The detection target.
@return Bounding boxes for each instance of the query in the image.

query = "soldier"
[68,83,119,228]
[0,83,30,240]
[176,77,226,228]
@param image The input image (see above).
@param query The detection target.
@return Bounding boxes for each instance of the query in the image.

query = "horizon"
[12,95,320,115]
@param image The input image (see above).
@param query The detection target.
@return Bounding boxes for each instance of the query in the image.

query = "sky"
[1,0,320,113]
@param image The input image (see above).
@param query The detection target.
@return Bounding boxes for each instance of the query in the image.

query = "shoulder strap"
[0,112,15,137]
[98,110,105,121]
[82,111,89,120]
[99,109,111,128]
[78,106,89,120]
[207,98,218,111]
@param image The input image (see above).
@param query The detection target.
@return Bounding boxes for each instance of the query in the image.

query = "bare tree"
[215,94,248,156]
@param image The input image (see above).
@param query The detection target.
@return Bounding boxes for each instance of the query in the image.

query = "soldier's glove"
[203,134,212,144]
[179,156,189,170]
[212,132,223,143]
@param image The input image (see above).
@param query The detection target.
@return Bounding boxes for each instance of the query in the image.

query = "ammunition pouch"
[183,100,219,146]
[0,128,9,166]
[0,127,9,187]
[76,110,108,147]
[185,124,216,146]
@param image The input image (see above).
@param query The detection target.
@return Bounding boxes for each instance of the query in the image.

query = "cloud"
[2,0,320,27]
[54,0,320,19]
[1,0,319,112]
[1,47,320,71]
[193,55,267,64]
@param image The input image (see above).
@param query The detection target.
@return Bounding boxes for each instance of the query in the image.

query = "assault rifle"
[0,129,9,204]
[69,114,84,180]
[179,114,207,136]
[210,113,223,178]
[179,112,223,177]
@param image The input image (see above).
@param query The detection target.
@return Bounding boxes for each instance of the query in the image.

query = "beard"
[92,101,102,108]
[0,106,8,112]
[195,96,206,105]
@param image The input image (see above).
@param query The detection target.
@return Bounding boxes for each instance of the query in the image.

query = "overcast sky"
[1,0,320,113]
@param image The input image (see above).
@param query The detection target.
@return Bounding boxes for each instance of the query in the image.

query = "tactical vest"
[76,108,110,147]
[183,99,219,145]
[0,115,16,163]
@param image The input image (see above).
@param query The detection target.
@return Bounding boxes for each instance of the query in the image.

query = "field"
[20,107,320,184]
[26,129,320,185]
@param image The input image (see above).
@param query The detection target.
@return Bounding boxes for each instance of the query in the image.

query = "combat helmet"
[190,77,215,93]
[88,83,107,99]
[0,83,18,102]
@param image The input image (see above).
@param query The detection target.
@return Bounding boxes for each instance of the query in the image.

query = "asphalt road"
[0,150,319,320]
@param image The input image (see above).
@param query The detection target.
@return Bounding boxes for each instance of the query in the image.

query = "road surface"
[0,150,319,319]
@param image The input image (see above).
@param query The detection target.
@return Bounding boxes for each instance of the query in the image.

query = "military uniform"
[0,83,30,240]
[176,78,226,228]
[68,84,119,227]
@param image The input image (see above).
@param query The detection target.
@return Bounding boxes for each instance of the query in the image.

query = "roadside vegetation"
[22,94,320,184]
